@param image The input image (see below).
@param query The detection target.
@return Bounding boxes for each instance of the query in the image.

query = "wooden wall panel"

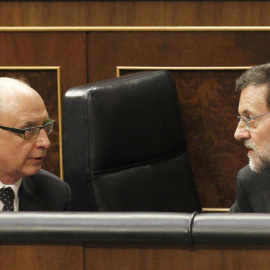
[1,1,270,27]
[174,70,245,207]
[0,32,87,97]
[84,244,270,270]
[1,242,270,270]
[87,31,270,82]
[0,244,83,270]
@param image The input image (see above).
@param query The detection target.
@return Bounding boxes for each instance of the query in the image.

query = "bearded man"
[231,63,270,212]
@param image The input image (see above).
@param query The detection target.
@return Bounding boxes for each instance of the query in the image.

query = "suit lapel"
[19,176,45,211]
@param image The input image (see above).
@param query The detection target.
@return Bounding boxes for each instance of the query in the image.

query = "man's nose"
[35,129,51,149]
[234,120,251,141]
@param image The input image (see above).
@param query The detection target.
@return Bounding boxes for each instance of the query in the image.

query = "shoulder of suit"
[238,165,270,186]
[26,169,69,189]
[238,165,255,177]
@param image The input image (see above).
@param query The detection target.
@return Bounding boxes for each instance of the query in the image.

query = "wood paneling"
[0,32,87,96]
[87,31,270,81]
[84,244,270,270]
[0,244,83,270]
[174,70,245,207]
[1,242,270,270]
[1,1,270,27]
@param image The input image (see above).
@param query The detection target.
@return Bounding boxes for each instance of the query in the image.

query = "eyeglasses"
[237,112,270,131]
[0,119,55,140]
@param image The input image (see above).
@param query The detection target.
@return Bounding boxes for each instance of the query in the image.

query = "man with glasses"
[0,77,70,211]
[231,63,270,212]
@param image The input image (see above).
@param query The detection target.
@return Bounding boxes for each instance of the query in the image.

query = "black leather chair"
[63,70,201,212]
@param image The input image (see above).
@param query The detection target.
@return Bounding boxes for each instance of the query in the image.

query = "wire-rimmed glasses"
[237,112,270,131]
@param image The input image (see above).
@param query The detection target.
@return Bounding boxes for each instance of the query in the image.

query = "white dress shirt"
[0,179,22,211]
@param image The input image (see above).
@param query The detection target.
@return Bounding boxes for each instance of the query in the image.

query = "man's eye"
[25,128,35,134]
[245,116,253,121]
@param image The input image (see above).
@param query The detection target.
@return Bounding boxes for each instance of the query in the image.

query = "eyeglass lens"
[237,116,250,130]
[24,121,54,140]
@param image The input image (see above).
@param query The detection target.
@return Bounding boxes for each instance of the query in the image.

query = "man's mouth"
[244,141,255,156]
[245,146,254,156]
[30,156,45,161]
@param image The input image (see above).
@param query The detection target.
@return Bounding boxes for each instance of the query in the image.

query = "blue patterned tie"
[0,187,14,211]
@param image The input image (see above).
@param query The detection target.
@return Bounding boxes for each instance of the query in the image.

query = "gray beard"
[245,140,270,173]
[249,158,270,173]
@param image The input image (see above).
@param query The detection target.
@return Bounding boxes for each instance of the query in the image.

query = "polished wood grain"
[0,244,83,270]
[2,242,270,270]
[0,32,87,97]
[174,70,245,207]
[84,244,270,270]
[87,31,270,81]
[1,1,270,27]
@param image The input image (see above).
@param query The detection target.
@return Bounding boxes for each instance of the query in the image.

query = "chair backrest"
[63,70,201,212]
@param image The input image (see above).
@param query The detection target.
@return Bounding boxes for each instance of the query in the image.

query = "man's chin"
[249,159,270,173]
[24,166,42,177]
[249,163,261,173]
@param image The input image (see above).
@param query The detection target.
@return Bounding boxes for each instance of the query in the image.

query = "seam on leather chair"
[189,211,198,245]
[90,151,187,175]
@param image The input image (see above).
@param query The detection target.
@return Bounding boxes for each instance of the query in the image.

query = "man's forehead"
[16,109,49,121]
[0,104,49,126]
[239,84,268,113]
[20,116,49,126]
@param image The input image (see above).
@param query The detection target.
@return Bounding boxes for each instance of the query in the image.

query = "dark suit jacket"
[18,169,71,211]
[230,165,270,213]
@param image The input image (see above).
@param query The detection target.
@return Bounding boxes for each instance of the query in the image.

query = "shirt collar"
[0,178,22,200]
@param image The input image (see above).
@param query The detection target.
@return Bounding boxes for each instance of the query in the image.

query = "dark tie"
[0,187,14,211]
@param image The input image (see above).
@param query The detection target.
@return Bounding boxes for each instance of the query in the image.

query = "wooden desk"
[1,243,269,270]
[84,244,270,270]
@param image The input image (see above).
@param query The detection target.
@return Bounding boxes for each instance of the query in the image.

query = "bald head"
[0,77,45,120]
[0,77,51,183]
